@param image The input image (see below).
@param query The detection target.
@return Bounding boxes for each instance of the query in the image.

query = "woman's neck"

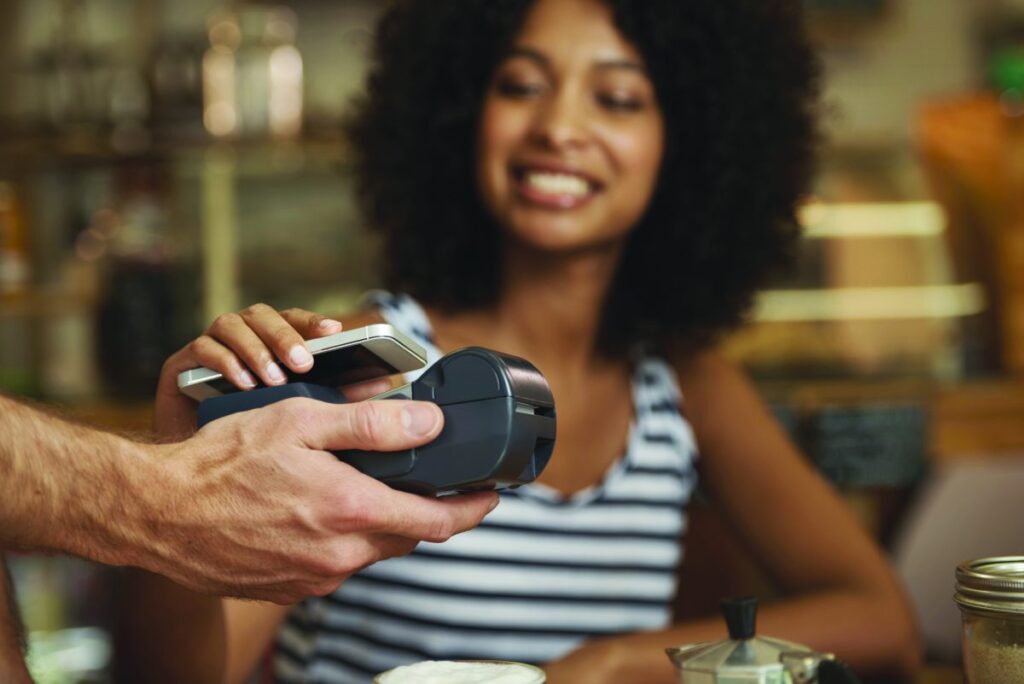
[430,238,624,377]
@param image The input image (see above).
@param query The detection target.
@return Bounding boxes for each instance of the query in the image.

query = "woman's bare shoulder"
[668,347,771,444]
[670,348,749,403]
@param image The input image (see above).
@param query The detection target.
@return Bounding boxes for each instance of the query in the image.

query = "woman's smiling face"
[476,0,665,253]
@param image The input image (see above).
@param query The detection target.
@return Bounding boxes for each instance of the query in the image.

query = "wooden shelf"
[58,401,154,436]
[931,380,1024,462]
[757,376,1024,463]
[915,665,962,684]
[0,288,96,317]
[0,131,351,175]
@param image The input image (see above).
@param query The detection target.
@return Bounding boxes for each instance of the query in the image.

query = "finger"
[207,311,288,387]
[290,399,444,452]
[238,303,313,375]
[183,334,259,391]
[308,535,418,596]
[373,490,499,541]
[280,307,343,339]
[341,377,394,402]
[366,534,420,563]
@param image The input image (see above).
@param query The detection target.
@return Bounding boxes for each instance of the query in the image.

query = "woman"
[128,0,921,681]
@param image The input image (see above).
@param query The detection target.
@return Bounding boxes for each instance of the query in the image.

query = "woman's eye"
[597,93,644,112]
[496,80,545,98]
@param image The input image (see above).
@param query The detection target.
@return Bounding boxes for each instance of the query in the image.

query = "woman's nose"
[530,91,589,151]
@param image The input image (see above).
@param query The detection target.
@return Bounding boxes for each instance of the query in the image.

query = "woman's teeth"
[523,171,591,197]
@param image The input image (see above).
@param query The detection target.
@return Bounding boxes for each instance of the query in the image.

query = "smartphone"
[177,323,427,401]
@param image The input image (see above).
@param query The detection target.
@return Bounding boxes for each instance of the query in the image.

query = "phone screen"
[201,345,404,395]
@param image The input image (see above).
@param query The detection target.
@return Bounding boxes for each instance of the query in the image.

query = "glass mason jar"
[955,557,1024,684]
[374,660,546,683]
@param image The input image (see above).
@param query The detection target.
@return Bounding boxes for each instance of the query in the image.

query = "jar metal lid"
[954,556,1024,616]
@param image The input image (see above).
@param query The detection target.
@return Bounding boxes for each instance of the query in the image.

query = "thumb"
[286,398,444,452]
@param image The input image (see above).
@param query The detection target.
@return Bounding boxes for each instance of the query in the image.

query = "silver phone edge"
[176,324,427,401]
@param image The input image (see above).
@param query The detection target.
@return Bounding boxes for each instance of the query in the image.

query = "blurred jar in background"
[96,166,197,398]
[202,4,303,140]
[41,0,110,137]
[0,183,35,396]
[0,182,30,293]
[150,36,205,139]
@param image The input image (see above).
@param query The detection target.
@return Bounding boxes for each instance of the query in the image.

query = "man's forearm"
[0,395,159,567]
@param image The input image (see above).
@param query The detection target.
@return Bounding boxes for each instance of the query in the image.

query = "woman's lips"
[513,167,600,209]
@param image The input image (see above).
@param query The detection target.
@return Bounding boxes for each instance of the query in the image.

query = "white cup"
[374,660,546,683]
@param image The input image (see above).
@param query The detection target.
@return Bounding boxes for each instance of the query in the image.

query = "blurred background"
[1,0,1023,681]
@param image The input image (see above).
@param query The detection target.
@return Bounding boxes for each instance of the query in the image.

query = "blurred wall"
[2,0,1004,146]
[819,0,977,146]
[0,4,18,106]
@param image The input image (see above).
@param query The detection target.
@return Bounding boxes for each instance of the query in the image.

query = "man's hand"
[127,397,498,604]
[154,305,353,441]
[0,393,496,605]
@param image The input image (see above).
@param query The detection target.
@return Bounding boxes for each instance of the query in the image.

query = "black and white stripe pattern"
[275,292,698,683]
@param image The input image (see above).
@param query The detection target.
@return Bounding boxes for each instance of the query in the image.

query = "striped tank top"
[275,292,699,683]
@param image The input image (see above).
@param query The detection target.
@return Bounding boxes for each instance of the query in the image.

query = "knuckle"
[353,402,386,447]
[343,492,377,529]
[424,517,455,544]
[265,399,301,433]
[208,312,240,334]
[270,326,300,348]
[284,307,322,334]
[353,544,384,570]
[332,488,379,531]
[160,352,183,374]
[241,302,272,319]
[318,563,346,581]
[323,553,356,579]
[279,397,312,425]
[187,337,209,356]
[305,552,339,579]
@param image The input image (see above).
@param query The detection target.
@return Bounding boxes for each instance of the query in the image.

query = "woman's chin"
[503,223,627,256]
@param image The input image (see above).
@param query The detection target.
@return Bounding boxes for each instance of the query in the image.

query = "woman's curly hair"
[346,0,820,357]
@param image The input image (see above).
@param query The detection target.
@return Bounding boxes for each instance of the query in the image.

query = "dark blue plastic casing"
[196,347,556,497]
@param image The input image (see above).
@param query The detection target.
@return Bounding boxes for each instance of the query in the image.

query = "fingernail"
[238,370,258,388]
[401,405,440,437]
[267,363,287,384]
[487,496,500,513]
[319,318,342,330]
[289,345,313,368]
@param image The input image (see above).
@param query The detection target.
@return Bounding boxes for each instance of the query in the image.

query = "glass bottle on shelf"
[992,48,1024,373]
[96,165,197,399]
[202,4,303,140]
[44,0,108,138]
[0,182,35,396]
[917,45,1024,375]
[0,182,30,293]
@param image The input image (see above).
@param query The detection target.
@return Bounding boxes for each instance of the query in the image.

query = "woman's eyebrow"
[505,46,550,65]
[594,59,644,72]
[504,46,645,73]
